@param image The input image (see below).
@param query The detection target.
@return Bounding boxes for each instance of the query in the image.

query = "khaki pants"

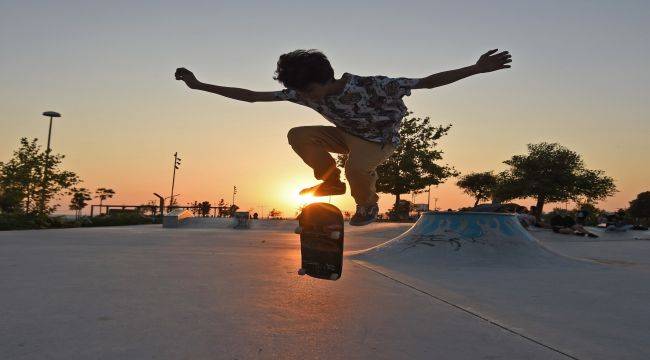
[287,126,395,206]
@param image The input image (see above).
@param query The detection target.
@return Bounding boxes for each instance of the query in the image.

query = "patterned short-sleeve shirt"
[274,73,420,145]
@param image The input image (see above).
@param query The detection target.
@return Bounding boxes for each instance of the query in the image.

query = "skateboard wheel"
[330,231,341,239]
[297,268,306,276]
[294,226,302,234]
[329,273,339,280]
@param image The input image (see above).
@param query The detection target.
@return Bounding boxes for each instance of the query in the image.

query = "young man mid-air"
[175,48,511,225]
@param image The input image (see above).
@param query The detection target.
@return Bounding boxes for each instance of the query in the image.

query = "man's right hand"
[175,67,200,88]
[474,49,512,73]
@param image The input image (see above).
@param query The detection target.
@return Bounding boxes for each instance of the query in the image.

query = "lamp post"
[169,152,181,208]
[40,111,61,212]
[42,111,61,154]
[232,186,238,216]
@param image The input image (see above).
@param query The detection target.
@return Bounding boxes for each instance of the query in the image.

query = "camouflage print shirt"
[274,73,420,146]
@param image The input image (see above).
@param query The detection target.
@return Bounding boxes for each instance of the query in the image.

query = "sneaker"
[349,203,379,226]
[299,180,346,197]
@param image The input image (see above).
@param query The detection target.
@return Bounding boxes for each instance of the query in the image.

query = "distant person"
[605,212,633,232]
[515,207,536,228]
[550,213,597,237]
[176,49,511,225]
[575,207,590,225]
[253,212,259,220]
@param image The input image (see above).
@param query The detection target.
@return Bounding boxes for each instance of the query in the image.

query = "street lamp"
[42,111,61,154]
[39,111,61,212]
[169,152,181,208]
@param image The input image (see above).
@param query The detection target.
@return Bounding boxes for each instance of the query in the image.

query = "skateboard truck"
[297,268,338,280]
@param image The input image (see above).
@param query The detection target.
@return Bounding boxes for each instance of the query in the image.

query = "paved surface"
[1,222,649,359]
[353,214,650,360]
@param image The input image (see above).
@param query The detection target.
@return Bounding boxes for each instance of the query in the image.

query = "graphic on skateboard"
[295,202,344,280]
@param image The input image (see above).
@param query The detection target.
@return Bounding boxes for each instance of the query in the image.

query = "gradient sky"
[1,0,648,216]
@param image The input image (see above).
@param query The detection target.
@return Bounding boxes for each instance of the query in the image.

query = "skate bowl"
[351,212,578,268]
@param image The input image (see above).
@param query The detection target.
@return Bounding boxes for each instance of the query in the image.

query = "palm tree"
[69,187,91,220]
[95,187,115,215]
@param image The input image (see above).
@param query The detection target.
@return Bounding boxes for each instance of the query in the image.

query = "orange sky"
[1,1,648,216]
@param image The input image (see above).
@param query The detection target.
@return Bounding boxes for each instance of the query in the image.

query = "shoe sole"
[311,190,346,197]
[300,186,347,197]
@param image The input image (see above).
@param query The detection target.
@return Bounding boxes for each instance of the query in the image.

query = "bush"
[0,213,68,230]
[0,212,156,230]
[83,213,155,227]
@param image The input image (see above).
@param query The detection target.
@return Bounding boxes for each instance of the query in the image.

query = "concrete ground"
[1,224,649,359]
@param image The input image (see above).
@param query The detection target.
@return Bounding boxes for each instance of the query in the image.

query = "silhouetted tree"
[268,208,282,219]
[199,201,211,217]
[216,199,228,217]
[189,201,200,216]
[0,188,22,213]
[140,200,158,217]
[337,114,457,210]
[69,187,92,219]
[0,138,79,214]
[95,187,115,210]
[628,191,650,223]
[496,143,616,219]
[456,171,498,206]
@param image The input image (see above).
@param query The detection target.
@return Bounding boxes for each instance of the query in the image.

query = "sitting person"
[515,208,536,228]
[550,214,598,237]
[604,212,633,232]
[575,207,590,225]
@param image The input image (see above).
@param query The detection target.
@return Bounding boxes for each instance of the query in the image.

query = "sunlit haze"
[1,1,648,216]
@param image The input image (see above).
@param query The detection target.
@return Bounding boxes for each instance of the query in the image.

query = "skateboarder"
[175,49,511,225]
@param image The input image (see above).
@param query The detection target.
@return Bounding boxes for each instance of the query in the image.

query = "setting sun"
[283,182,322,208]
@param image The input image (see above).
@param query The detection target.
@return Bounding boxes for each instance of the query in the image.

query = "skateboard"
[295,202,344,280]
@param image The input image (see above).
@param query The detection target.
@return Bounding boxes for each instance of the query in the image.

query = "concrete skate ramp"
[352,212,575,268]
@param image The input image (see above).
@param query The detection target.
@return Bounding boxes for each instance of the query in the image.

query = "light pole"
[170,152,181,208]
[426,185,431,211]
[42,111,61,154]
[40,111,61,212]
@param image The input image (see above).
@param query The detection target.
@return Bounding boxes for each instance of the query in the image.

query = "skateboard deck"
[296,202,344,280]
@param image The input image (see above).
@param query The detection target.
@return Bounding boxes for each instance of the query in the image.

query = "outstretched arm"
[175,68,280,103]
[413,49,511,89]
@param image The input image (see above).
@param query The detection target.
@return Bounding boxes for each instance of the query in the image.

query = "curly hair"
[273,49,334,90]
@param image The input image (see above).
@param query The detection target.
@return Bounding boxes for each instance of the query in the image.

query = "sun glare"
[292,191,319,207]
[278,176,354,216]
[281,181,325,211]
